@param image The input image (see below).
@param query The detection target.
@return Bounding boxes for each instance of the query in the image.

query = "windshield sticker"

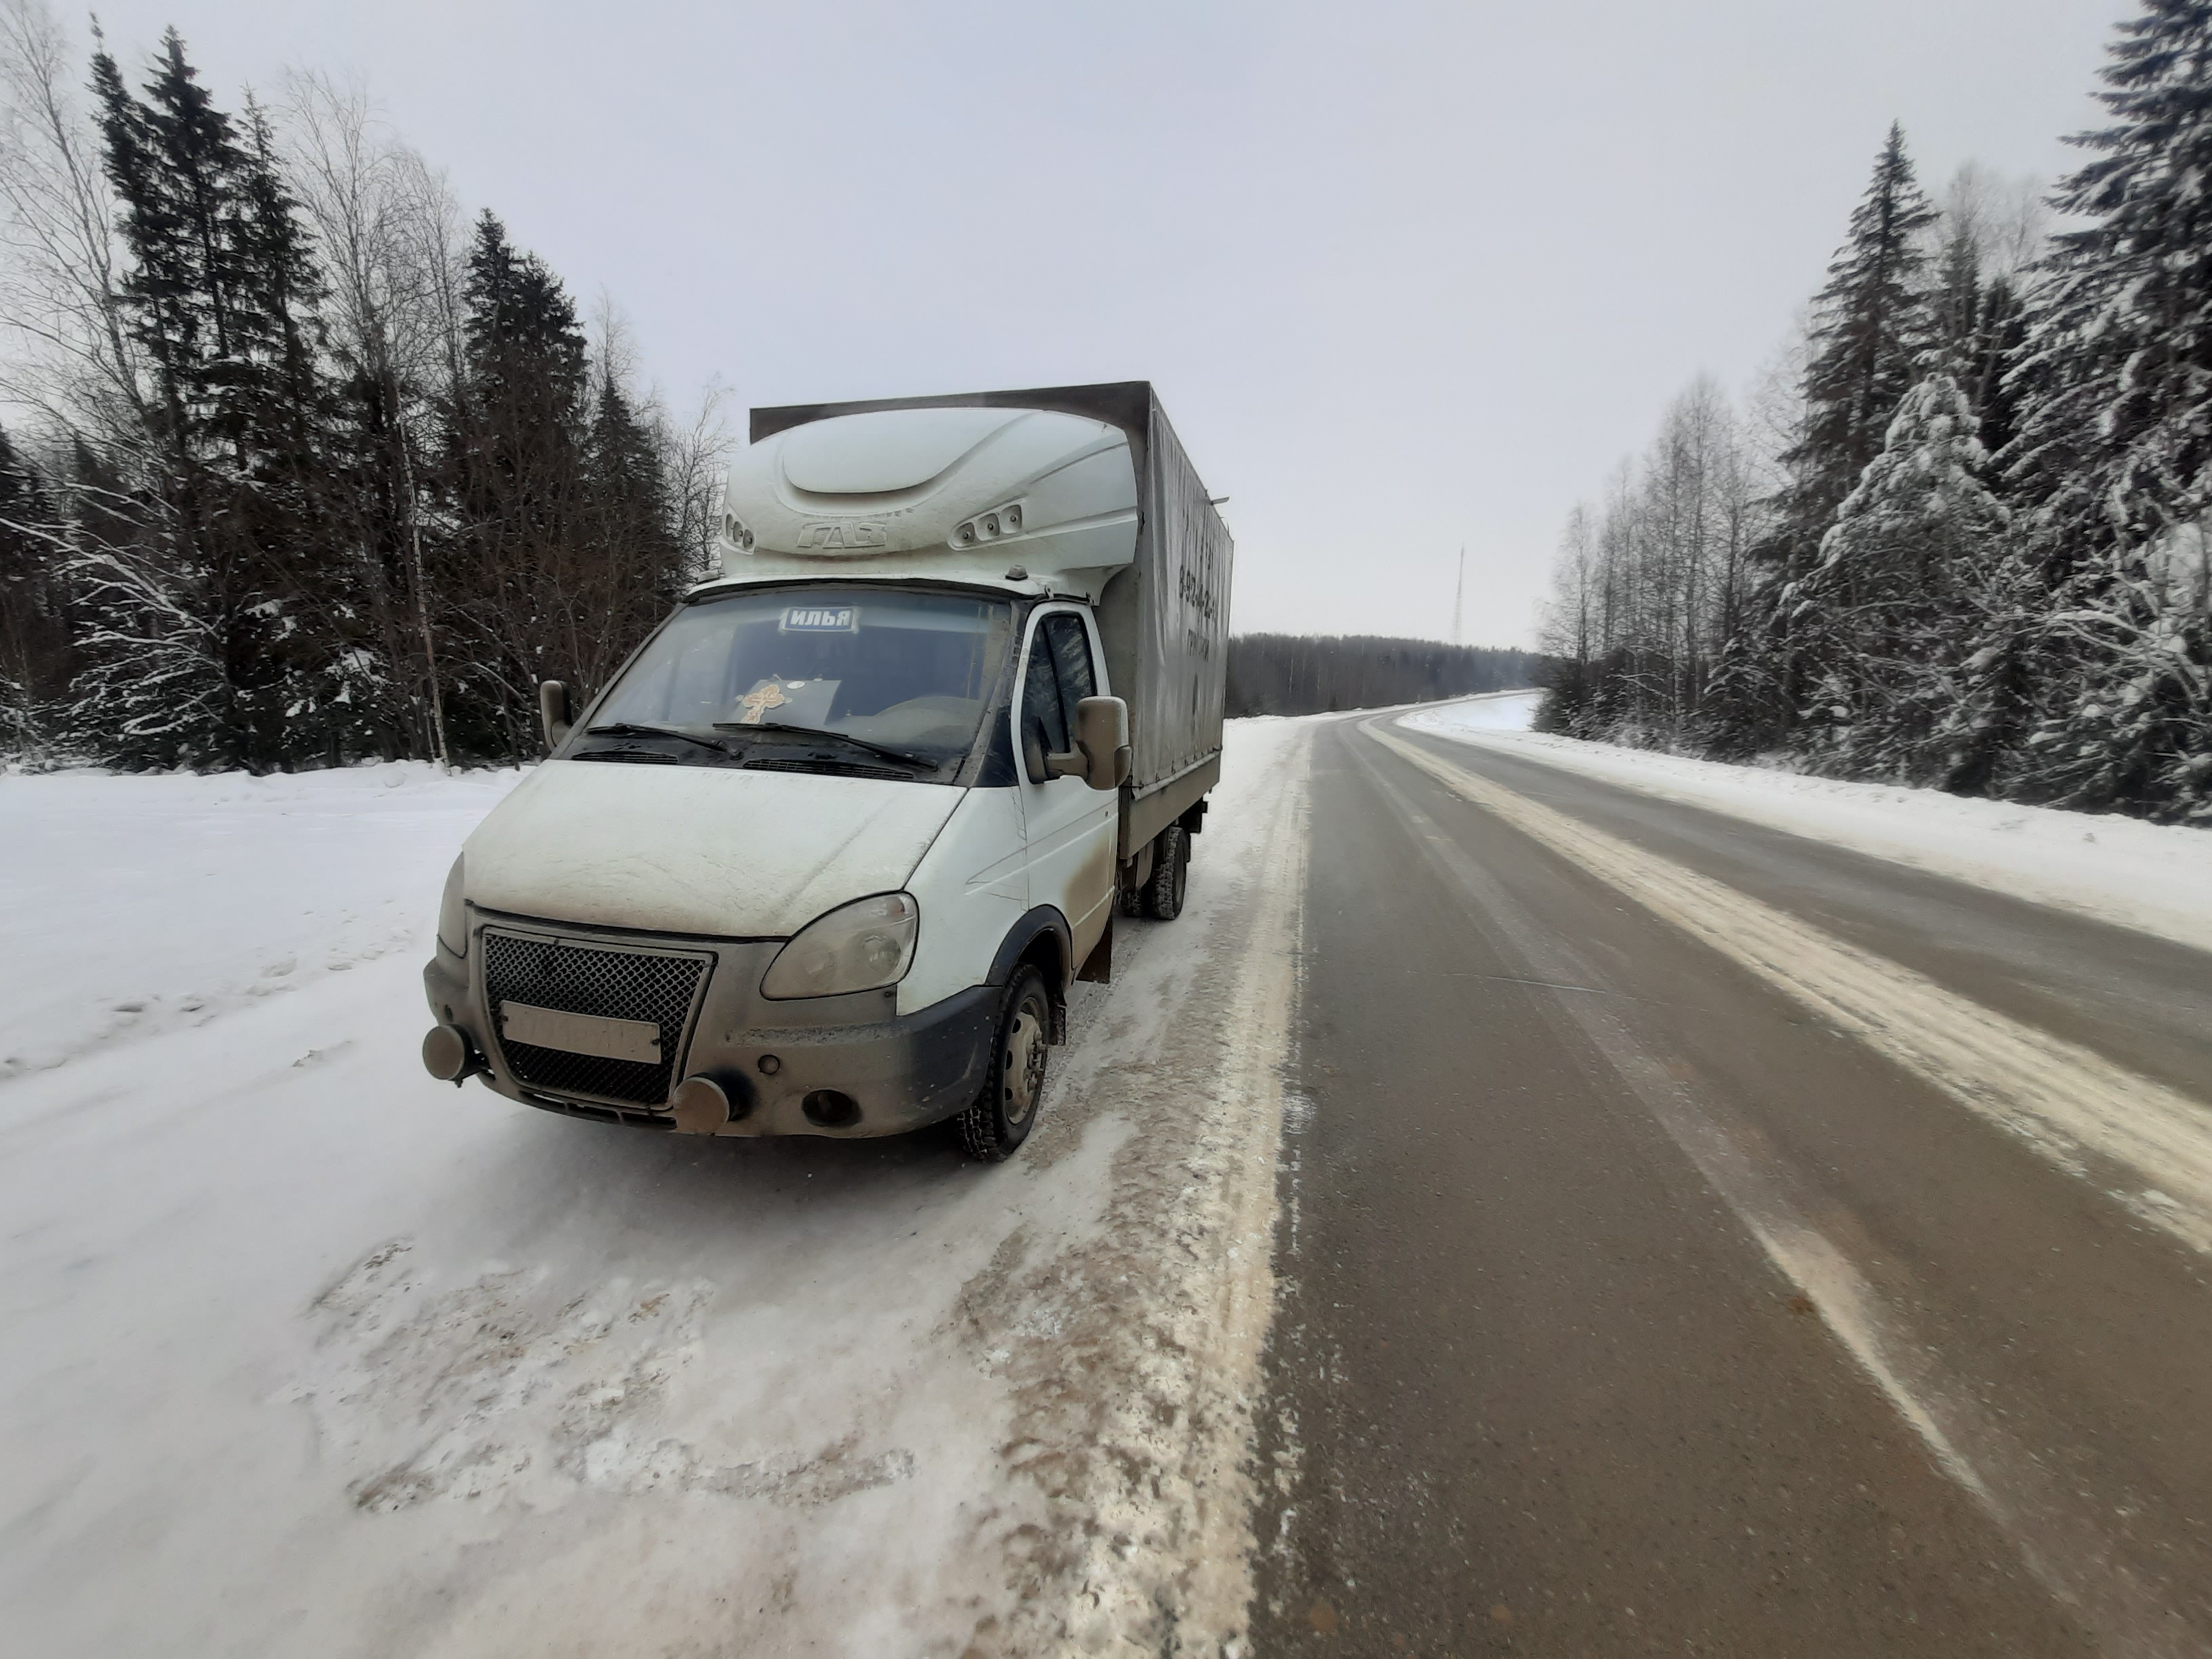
[780,605,859,634]
[733,676,839,726]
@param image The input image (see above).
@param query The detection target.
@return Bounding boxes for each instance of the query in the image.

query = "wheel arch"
[988,905,1074,1042]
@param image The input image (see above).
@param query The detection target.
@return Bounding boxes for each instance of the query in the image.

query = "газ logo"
[796,522,888,550]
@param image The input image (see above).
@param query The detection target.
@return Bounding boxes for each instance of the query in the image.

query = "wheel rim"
[1002,1001,1047,1125]
[1172,840,1189,910]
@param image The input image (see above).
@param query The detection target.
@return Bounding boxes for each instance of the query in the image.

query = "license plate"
[500,1002,661,1064]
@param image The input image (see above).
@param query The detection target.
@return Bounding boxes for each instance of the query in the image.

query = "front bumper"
[422,910,997,1137]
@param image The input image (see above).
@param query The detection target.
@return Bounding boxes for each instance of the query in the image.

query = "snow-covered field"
[0,765,525,1080]
[0,726,1312,1657]
[1403,693,2212,954]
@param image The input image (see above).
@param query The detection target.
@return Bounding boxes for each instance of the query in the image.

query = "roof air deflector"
[777,407,1027,495]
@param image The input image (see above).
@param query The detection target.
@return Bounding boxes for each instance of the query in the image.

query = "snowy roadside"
[0,722,1313,1658]
[0,764,525,1079]
[1401,694,2212,955]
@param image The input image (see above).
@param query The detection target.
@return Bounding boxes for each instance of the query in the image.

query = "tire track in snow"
[948,720,1311,1656]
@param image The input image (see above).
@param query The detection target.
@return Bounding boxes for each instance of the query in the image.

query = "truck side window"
[1043,614,1095,737]
[1022,627,1069,762]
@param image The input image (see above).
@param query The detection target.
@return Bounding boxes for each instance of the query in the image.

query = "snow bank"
[0,762,525,1078]
[1416,687,1542,731]
[1400,699,2212,954]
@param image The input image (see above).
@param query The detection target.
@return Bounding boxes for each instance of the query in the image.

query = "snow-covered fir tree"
[1531,3,2210,819]
[0,9,729,771]
[77,30,340,768]
[1782,127,1939,540]
[440,210,592,757]
[1788,366,2010,781]
[1700,127,1939,754]
[2002,0,2212,820]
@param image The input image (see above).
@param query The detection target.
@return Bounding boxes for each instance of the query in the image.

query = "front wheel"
[956,964,1052,1162]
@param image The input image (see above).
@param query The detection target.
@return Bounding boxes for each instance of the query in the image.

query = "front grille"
[482,929,710,1108]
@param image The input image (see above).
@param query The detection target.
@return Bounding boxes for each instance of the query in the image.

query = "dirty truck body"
[421,382,1232,1154]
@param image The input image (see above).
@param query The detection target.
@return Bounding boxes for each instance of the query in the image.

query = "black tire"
[956,964,1052,1162]
[1141,823,1191,920]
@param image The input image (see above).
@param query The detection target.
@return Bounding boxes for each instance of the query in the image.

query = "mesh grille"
[483,930,708,1107]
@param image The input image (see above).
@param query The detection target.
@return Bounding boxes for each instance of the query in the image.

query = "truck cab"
[421,382,1231,1160]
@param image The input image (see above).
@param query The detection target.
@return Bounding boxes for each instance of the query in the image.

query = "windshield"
[579,586,1015,776]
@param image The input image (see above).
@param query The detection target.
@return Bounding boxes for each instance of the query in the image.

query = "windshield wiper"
[712,720,935,769]
[583,722,731,756]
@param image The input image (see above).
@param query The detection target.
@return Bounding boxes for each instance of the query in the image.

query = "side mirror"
[1071,696,1130,792]
[539,680,572,750]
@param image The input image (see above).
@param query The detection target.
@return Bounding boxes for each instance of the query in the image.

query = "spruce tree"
[86,30,338,768]
[1965,278,2031,458]
[442,211,589,756]
[1782,126,1940,531]
[1930,215,1984,365]
[231,97,352,762]
[20,28,709,771]
[1791,368,2011,781]
[77,37,229,766]
[1706,127,1939,756]
[2005,0,2212,819]
[94,30,258,455]
[587,378,681,596]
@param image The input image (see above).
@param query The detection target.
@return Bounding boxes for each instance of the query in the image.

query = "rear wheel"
[1141,823,1191,920]
[956,964,1052,1162]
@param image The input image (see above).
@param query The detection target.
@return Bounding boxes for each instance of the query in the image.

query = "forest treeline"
[1538,0,2212,825]
[0,5,727,769]
[1226,634,1534,718]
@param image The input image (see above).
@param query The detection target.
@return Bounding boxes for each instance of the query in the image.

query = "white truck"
[420,382,1233,1159]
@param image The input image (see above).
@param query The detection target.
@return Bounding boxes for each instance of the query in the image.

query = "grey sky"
[80,0,2127,648]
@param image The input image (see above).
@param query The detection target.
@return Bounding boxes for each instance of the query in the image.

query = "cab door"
[1014,607,1118,968]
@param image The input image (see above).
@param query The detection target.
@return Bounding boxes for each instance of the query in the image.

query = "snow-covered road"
[1,721,1310,1657]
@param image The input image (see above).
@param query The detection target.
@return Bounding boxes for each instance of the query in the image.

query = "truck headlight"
[762,893,918,999]
[437,855,468,957]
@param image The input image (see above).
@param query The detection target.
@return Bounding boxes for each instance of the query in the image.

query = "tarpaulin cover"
[748,383,1233,797]
[1097,394,1232,793]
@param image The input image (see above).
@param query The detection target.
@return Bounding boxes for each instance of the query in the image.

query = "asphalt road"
[1250,712,2212,1658]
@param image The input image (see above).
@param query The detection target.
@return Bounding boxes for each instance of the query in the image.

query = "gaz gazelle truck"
[420,382,1233,1160]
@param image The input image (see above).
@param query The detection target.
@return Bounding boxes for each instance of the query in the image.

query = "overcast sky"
[76,0,2127,649]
